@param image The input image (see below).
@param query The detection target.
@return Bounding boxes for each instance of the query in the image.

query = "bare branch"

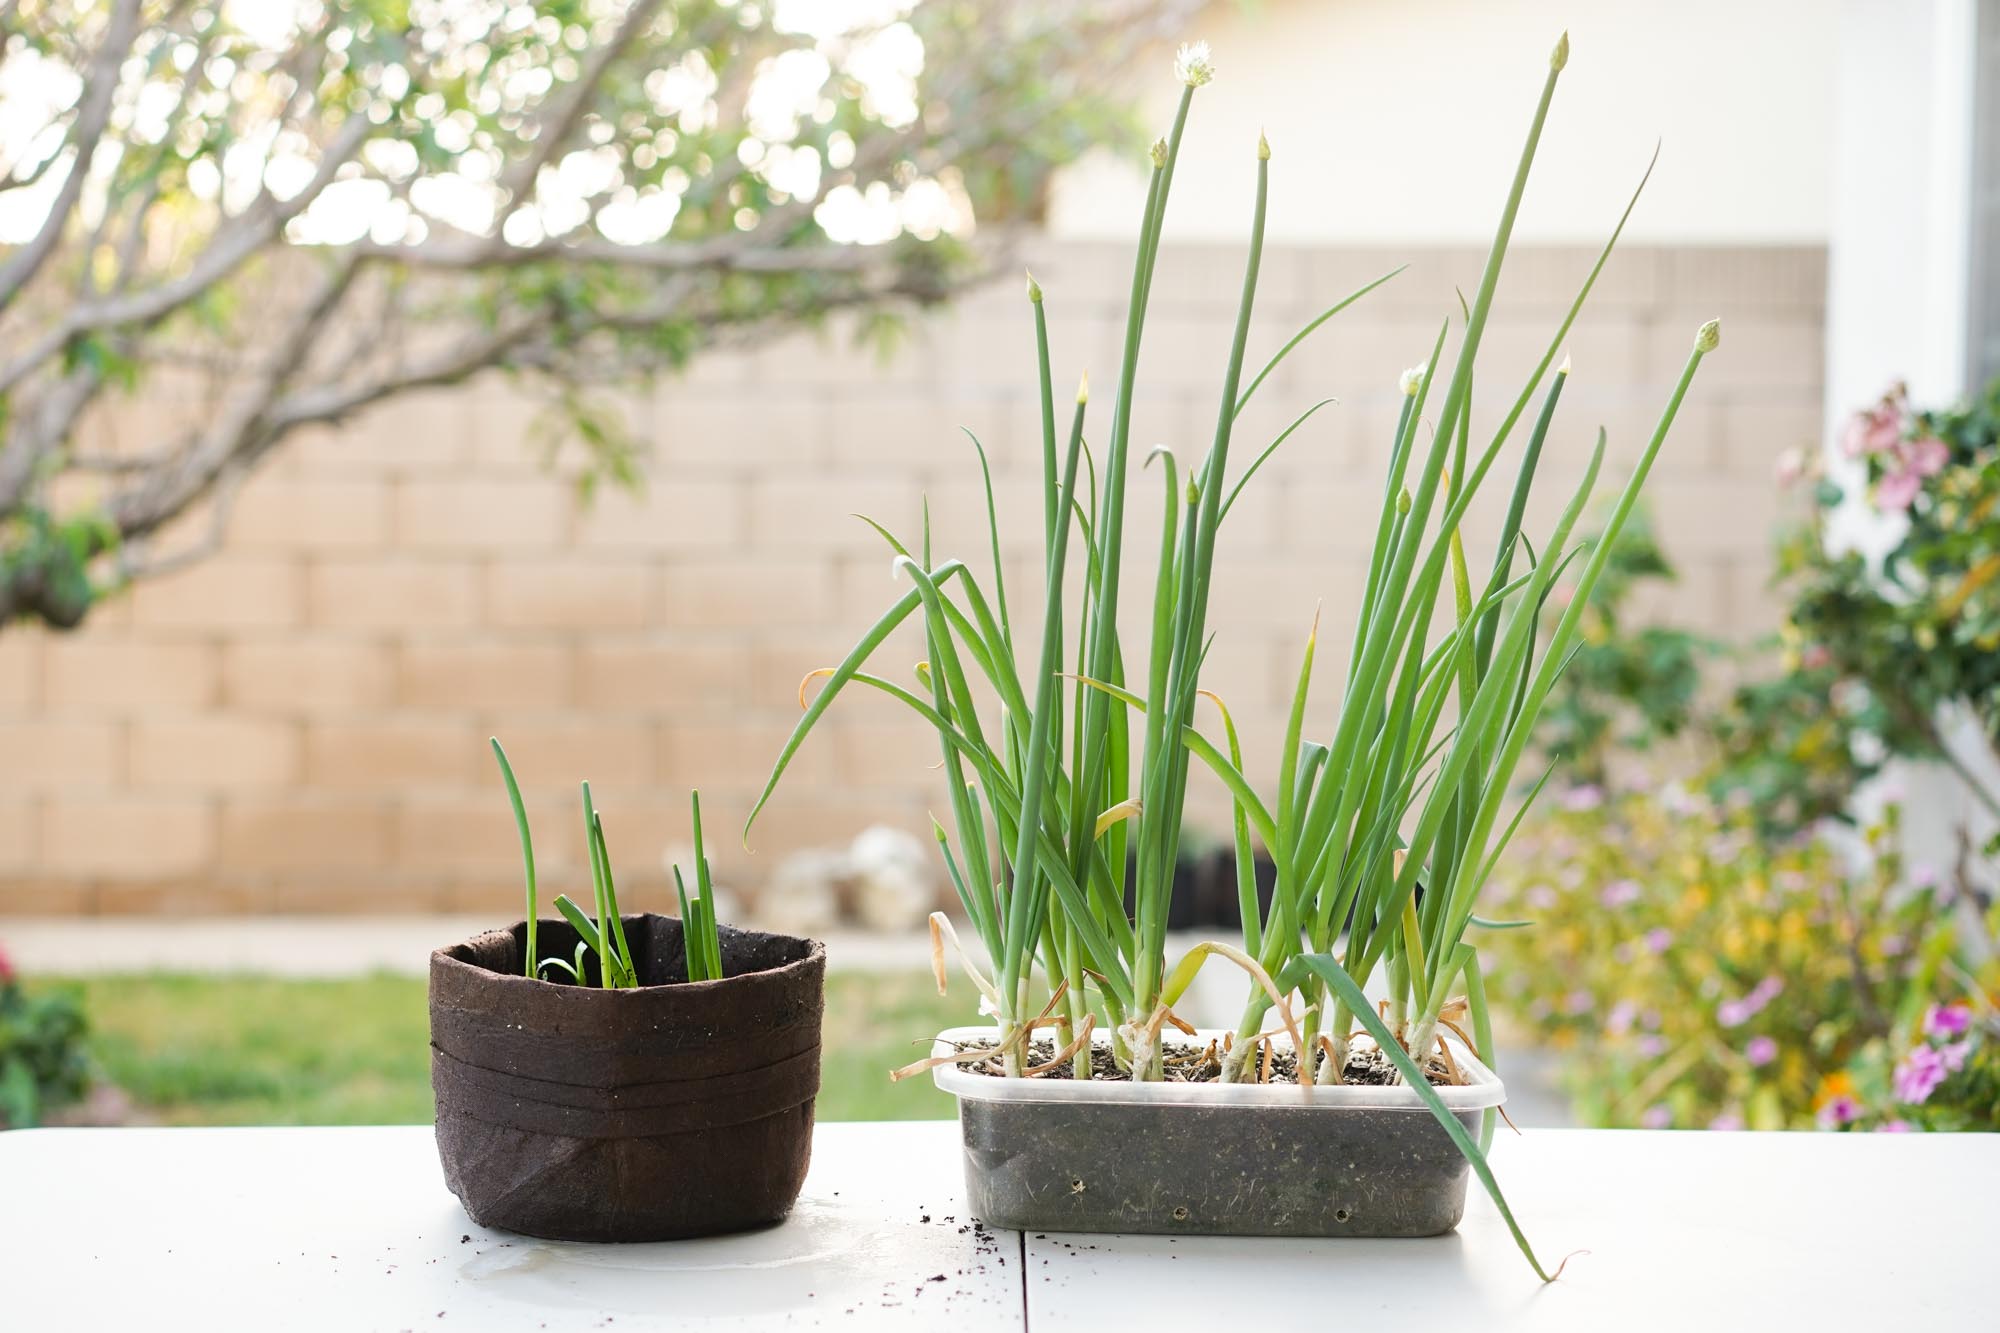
[0,111,370,397]
[354,235,888,274]
[115,459,245,583]
[0,116,76,195]
[264,310,552,436]
[111,254,363,537]
[0,0,143,309]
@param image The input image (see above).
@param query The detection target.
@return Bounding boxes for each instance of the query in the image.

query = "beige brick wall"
[0,238,1824,916]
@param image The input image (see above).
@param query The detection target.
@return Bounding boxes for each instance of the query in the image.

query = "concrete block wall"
[0,237,1824,915]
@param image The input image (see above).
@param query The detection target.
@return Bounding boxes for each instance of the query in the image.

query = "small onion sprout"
[490,737,724,988]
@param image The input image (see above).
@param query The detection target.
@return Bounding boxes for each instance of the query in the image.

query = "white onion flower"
[1174,40,1214,88]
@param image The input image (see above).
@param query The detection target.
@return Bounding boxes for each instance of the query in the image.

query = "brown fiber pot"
[429,913,825,1242]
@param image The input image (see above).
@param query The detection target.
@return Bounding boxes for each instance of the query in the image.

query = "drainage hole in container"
[1335,1208,1352,1223]
[1171,1206,1189,1222]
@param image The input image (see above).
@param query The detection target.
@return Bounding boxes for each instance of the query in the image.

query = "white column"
[1824,0,1977,436]
[1825,1,1995,889]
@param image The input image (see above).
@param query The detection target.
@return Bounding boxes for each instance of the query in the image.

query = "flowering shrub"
[0,944,89,1129]
[1494,378,2000,1132]
[1486,794,1971,1130]
[1527,501,1871,836]
[1829,982,2000,1132]
[1771,378,2000,825]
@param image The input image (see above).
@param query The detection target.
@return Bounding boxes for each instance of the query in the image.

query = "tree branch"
[111,255,363,538]
[354,234,891,273]
[491,0,667,224]
[0,0,143,309]
[0,111,370,401]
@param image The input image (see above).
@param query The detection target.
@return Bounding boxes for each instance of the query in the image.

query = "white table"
[3,1122,1995,1330]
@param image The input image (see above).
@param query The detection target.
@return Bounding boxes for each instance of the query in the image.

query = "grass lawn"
[31,970,965,1126]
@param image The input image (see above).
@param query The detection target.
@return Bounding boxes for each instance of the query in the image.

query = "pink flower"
[1939,1040,1971,1073]
[1874,468,1923,511]
[1708,1111,1745,1132]
[1599,879,1641,909]
[1800,643,1832,670]
[1643,928,1672,954]
[1562,988,1593,1017]
[1745,1035,1778,1067]
[1922,1004,1971,1040]
[1636,1034,1666,1058]
[1718,977,1782,1028]
[1875,1119,1914,1133]
[1640,1105,1672,1129]
[1817,1095,1862,1128]
[1892,1046,1952,1104]
[1902,434,1949,477]
[1606,1000,1637,1036]
[1526,884,1559,911]
[1843,393,1908,458]
[1773,446,1809,487]
[0,943,12,985]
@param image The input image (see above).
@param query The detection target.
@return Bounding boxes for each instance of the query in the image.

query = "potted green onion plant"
[429,740,826,1242]
[750,35,1716,1278]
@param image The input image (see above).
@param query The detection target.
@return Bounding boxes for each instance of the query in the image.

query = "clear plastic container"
[931,1025,1504,1237]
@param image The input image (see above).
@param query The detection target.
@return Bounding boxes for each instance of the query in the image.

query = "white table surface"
[1,1122,1019,1332]
[3,1121,1996,1331]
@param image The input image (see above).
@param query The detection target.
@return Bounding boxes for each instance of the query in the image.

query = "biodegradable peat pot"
[932,1025,1503,1237]
[429,913,825,1242]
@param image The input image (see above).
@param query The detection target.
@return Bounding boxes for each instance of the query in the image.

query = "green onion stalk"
[1164,33,1719,1281]
[744,33,1722,1280]
[1195,34,1723,1112]
[744,39,1398,1084]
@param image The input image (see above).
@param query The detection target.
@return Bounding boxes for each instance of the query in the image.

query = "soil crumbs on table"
[950,1035,1455,1086]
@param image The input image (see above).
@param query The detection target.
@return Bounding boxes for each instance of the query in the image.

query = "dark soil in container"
[951,1035,1455,1086]
[429,913,824,1243]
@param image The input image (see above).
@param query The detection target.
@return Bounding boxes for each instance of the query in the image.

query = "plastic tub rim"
[930,1023,1505,1110]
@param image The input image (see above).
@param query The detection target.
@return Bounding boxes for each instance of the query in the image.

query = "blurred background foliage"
[0,947,88,1127]
[1492,372,2000,1131]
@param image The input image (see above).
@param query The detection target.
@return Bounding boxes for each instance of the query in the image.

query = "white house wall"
[1047,0,1837,246]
